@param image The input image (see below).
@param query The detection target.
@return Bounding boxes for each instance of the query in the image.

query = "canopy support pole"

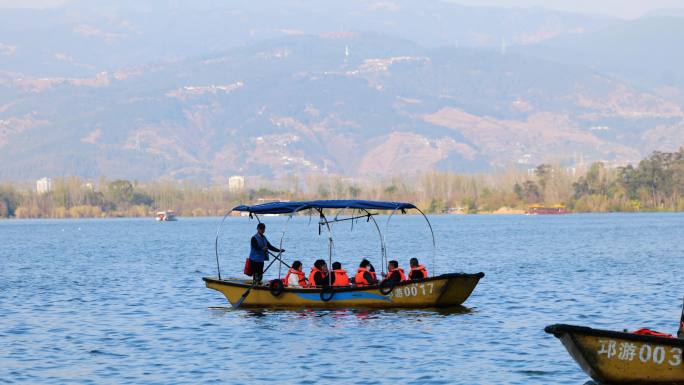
[416,208,436,276]
[274,204,310,282]
[386,207,436,276]
[324,206,384,277]
[360,208,386,277]
[317,208,334,286]
[221,201,424,283]
[214,209,237,280]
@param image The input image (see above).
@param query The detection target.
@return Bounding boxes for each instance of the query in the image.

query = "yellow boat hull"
[203,272,484,308]
[546,324,684,384]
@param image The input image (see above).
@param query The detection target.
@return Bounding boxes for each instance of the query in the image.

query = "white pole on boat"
[273,203,308,283]
[317,208,334,286]
[415,208,436,276]
[386,206,436,276]
[362,208,386,277]
[214,208,237,280]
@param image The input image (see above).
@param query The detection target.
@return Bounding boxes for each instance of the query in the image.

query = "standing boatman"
[249,223,284,285]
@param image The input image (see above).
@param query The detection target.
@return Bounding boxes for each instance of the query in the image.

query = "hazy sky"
[0,0,682,19]
[450,0,684,19]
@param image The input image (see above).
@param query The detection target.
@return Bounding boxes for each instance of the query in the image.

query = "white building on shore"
[36,177,53,194]
[228,175,245,192]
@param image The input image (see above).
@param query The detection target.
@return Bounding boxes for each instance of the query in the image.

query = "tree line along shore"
[1,150,683,219]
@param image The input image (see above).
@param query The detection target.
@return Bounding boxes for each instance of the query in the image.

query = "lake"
[1,213,683,384]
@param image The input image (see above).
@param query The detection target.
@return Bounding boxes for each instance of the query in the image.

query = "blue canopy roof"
[233,200,417,215]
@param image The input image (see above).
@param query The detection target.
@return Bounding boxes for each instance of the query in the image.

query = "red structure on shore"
[526,204,569,215]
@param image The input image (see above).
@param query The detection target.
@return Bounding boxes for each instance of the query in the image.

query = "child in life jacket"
[383,260,406,284]
[331,261,350,287]
[354,258,378,286]
[408,257,428,280]
[284,260,308,288]
[308,259,329,287]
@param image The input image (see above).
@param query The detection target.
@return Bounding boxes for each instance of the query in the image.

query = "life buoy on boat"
[320,286,335,302]
[379,279,394,295]
[269,279,284,297]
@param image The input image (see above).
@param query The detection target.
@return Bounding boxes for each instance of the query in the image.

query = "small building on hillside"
[228,175,245,192]
[36,177,53,194]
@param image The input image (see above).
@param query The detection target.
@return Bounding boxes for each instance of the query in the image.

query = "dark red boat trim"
[545,324,684,347]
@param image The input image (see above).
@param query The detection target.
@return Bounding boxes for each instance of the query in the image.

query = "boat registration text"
[388,283,434,299]
[597,339,682,367]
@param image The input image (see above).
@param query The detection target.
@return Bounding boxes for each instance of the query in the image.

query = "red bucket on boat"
[243,258,253,276]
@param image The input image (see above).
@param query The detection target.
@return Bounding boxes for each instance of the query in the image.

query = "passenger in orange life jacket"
[308,259,330,287]
[383,260,406,284]
[408,257,428,280]
[354,258,378,286]
[284,260,308,288]
[331,261,350,287]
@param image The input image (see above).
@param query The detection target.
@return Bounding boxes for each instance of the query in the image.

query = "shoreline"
[3,210,684,221]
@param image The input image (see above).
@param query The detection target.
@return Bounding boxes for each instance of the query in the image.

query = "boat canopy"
[233,200,417,215]
[214,199,433,281]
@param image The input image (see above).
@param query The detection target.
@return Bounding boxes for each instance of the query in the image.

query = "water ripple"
[1,214,683,384]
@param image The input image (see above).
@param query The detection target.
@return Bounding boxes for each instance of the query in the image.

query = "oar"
[232,256,279,309]
[678,296,684,339]
[268,251,292,269]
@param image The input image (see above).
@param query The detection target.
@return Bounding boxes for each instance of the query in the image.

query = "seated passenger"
[331,261,350,287]
[308,259,330,287]
[354,258,378,286]
[408,257,428,281]
[284,260,308,288]
[383,260,406,284]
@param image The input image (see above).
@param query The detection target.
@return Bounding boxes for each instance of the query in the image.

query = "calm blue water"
[1,214,683,384]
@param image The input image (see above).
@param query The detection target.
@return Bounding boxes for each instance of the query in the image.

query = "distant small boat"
[526,203,569,215]
[546,301,684,384]
[156,210,177,221]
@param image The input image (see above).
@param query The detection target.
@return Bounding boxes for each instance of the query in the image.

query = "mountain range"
[1,1,683,182]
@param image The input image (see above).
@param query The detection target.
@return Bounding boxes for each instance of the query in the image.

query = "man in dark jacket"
[249,223,284,284]
[383,260,406,284]
[308,259,330,287]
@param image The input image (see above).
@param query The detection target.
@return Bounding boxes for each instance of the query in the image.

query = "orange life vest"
[284,268,307,287]
[332,269,350,286]
[632,328,673,338]
[370,270,377,281]
[409,264,428,280]
[309,267,323,287]
[355,267,375,286]
[387,267,406,282]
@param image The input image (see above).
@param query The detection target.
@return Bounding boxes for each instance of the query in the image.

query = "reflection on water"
[209,305,473,320]
[2,214,684,384]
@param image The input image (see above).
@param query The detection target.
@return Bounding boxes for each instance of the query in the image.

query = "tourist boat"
[203,272,483,308]
[204,200,485,309]
[545,303,684,384]
[526,203,569,215]
[156,210,177,221]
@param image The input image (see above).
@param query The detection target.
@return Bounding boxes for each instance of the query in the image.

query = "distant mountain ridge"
[0,0,616,77]
[1,2,683,181]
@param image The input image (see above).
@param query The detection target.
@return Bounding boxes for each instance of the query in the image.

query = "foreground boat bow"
[546,324,684,384]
